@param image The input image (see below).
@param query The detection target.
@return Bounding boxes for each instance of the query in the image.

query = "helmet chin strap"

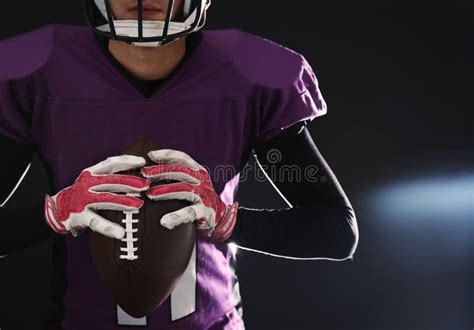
[94,0,197,47]
[97,8,198,47]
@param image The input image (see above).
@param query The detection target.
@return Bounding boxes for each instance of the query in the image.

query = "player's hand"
[141,149,238,242]
[44,155,151,239]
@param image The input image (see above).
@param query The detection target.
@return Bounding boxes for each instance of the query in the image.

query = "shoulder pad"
[232,30,310,90]
[0,24,55,81]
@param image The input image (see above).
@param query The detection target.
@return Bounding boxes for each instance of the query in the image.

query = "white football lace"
[120,209,139,260]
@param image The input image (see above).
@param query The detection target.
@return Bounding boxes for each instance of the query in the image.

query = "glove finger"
[68,210,125,239]
[80,210,125,239]
[86,155,146,175]
[89,174,150,193]
[146,183,202,203]
[141,164,200,184]
[147,149,205,171]
[88,192,144,210]
[160,204,206,230]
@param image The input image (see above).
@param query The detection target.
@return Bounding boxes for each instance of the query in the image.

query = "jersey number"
[116,242,197,326]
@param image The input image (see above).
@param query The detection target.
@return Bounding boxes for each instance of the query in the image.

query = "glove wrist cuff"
[209,201,239,242]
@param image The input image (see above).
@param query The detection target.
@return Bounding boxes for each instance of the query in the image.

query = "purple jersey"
[0,24,326,329]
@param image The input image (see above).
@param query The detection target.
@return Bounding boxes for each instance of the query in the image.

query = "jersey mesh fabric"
[0,24,326,329]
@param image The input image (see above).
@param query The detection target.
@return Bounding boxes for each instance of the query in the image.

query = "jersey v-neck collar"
[93,31,204,100]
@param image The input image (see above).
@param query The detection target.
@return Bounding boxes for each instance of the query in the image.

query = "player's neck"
[108,38,186,81]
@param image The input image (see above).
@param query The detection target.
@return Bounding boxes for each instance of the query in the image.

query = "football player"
[0,0,359,329]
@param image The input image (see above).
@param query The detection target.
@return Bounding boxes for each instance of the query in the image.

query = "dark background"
[0,1,473,329]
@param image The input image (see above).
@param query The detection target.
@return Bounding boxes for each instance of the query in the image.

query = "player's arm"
[0,133,53,256]
[0,76,152,255]
[229,122,359,260]
[0,76,57,256]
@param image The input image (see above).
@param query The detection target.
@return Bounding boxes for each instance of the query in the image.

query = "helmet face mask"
[83,0,211,47]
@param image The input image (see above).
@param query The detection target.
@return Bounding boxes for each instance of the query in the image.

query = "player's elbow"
[302,203,359,260]
[333,206,359,260]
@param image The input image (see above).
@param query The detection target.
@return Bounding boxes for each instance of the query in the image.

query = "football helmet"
[83,0,211,47]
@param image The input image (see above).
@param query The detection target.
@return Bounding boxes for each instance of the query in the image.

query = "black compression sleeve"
[0,198,52,255]
[229,123,358,259]
[0,133,53,255]
[0,134,35,198]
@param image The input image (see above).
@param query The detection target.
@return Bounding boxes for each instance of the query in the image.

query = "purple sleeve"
[255,57,327,146]
[0,80,34,145]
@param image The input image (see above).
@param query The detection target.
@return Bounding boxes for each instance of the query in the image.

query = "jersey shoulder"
[0,24,56,81]
[0,24,90,81]
[203,29,313,90]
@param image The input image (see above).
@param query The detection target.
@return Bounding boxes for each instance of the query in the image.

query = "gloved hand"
[141,149,238,242]
[44,155,151,239]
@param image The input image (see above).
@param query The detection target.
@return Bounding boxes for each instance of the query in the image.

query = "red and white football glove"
[44,155,151,239]
[141,149,238,242]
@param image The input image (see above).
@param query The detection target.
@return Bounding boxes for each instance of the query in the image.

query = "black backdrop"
[0,1,473,329]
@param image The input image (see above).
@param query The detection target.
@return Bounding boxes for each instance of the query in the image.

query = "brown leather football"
[89,137,196,318]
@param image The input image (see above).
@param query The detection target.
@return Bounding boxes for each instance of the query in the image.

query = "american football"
[89,137,196,318]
